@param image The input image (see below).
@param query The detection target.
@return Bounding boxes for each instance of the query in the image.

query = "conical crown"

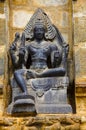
[24,8,56,40]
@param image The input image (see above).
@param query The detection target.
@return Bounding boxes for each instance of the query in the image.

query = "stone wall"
[0,1,6,116]
[73,0,86,115]
[0,115,81,130]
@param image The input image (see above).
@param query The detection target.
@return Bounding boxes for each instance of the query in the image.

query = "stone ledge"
[75,77,86,97]
[0,115,81,130]
[76,87,86,96]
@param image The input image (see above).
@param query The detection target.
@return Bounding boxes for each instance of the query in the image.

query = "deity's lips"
[36,34,44,38]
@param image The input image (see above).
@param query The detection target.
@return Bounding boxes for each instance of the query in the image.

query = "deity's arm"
[9,46,19,68]
[50,41,69,70]
[10,45,29,69]
[50,44,62,68]
[9,32,29,69]
[18,45,28,68]
[63,42,69,58]
[9,32,20,68]
[61,42,69,71]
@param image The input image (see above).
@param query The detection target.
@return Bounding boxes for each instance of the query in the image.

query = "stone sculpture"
[7,8,72,114]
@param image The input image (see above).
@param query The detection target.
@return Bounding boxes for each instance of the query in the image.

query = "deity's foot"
[14,93,35,102]
[22,92,28,95]
[16,92,28,97]
[26,70,39,79]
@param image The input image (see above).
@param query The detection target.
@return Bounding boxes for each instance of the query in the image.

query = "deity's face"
[34,25,45,40]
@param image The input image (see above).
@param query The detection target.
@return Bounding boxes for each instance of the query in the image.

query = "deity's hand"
[10,32,20,51]
[26,70,37,79]
[19,47,26,60]
[63,43,69,57]
[54,51,61,60]
[10,44,16,51]
[54,51,62,66]
[54,51,60,59]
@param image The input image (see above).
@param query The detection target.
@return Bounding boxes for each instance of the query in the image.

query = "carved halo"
[24,8,57,40]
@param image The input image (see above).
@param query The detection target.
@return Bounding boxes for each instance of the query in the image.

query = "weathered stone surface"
[73,0,86,116]
[0,58,4,75]
[73,0,86,13]
[75,77,86,114]
[11,0,69,6]
[61,33,68,43]
[0,3,4,14]
[0,45,5,77]
[32,0,68,6]
[74,42,86,114]
[74,17,86,44]
[11,0,27,5]
[13,10,33,28]
[0,96,3,116]
[76,97,86,114]
[0,2,5,117]
[0,115,81,130]
[73,0,86,44]
[74,42,86,77]
[36,104,72,114]
[0,19,6,45]
[12,9,69,30]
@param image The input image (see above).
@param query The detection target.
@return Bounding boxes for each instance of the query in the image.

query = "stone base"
[7,103,36,116]
[7,94,36,115]
[12,102,36,114]
[36,104,72,114]
[8,77,72,115]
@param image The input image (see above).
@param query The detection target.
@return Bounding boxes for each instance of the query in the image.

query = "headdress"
[24,8,56,40]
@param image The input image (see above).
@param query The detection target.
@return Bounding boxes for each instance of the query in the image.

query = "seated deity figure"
[12,24,66,95]
[8,8,72,114]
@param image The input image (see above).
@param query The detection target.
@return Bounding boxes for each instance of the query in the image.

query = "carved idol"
[8,8,72,114]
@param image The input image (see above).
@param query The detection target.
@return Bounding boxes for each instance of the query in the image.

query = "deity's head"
[34,24,46,40]
[24,8,56,40]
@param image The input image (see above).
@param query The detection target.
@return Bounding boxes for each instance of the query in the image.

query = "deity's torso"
[26,41,57,69]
